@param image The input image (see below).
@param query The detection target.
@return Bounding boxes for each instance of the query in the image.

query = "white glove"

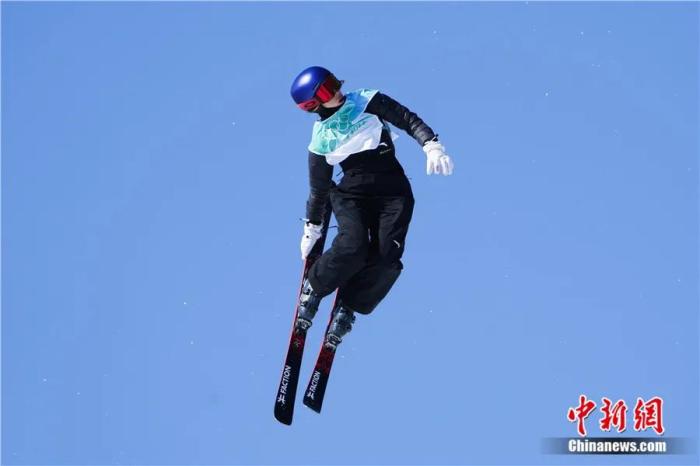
[300,221,323,260]
[422,140,454,176]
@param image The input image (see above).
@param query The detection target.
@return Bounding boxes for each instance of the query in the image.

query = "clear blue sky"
[2,2,698,465]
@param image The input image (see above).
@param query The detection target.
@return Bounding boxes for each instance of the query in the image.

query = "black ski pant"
[308,171,415,314]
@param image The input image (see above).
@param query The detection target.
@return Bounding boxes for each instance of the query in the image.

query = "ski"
[273,203,332,425]
[272,262,312,425]
[302,295,344,414]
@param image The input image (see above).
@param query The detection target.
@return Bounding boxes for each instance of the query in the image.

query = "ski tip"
[302,398,323,414]
[274,404,294,425]
[274,411,293,426]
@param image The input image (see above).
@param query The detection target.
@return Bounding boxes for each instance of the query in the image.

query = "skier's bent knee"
[378,241,406,265]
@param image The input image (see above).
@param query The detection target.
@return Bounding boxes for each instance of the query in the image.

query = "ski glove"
[422,140,454,176]
[300,221,323,260]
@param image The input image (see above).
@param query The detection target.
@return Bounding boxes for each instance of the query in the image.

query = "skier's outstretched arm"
[300,153,333,259]
[366,92,454,175]
[365,92,436,145]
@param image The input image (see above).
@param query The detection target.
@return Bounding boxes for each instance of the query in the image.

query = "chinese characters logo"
[567,395,664,437]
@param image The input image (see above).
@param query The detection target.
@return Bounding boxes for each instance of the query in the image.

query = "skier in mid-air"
[290,65,454,346]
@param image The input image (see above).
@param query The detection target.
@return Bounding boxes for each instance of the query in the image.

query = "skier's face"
[320,91,345,109]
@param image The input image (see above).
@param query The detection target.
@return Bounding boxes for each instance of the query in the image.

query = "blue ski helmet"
[290,66,343,112]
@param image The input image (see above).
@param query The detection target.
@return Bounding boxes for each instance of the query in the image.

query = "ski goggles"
[297,75,344,112]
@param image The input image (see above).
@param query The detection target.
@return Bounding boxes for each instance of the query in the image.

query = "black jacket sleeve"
[365,92,437,146]
[305,152,334,225]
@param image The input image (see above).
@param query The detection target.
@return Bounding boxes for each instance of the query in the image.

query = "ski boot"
[295,279,322,331]
[325,302,356,348]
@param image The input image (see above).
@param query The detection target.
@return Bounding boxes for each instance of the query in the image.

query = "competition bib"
[308,88,397,165]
